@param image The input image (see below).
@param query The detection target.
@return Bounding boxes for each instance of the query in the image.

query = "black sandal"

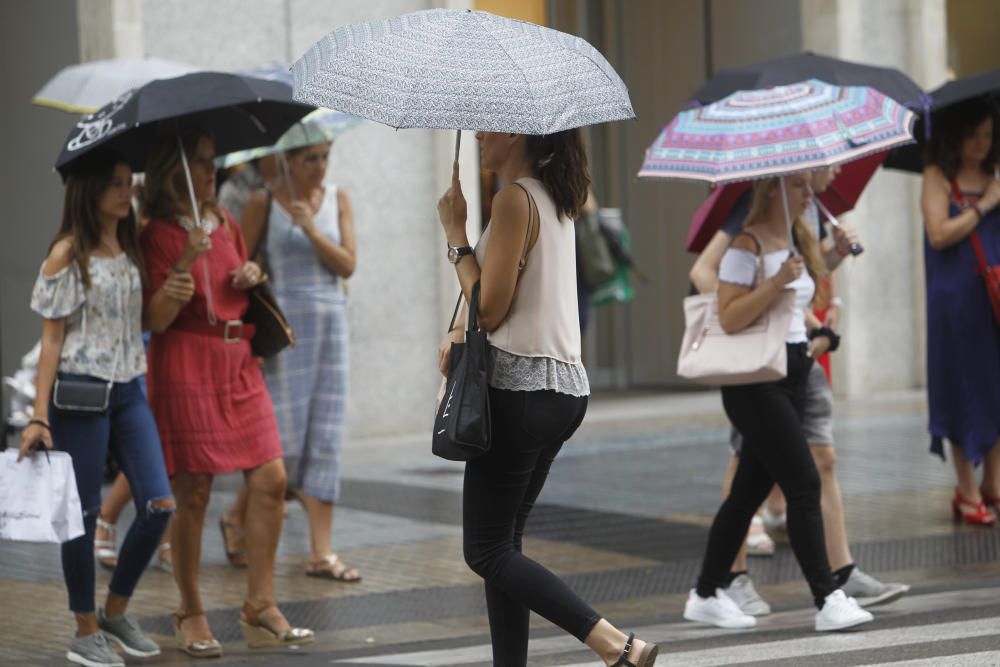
[611,633,659,667]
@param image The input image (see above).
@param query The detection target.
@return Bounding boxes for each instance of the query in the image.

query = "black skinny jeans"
[696,344,836,609]
[463,387,598,667]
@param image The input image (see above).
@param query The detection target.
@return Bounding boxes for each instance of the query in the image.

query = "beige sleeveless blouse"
[474,178,589,396]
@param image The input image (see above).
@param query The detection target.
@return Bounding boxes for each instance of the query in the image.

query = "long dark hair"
[925,99,1000,180]
[143,125,215,220]
[525,129,591,219]
[53,150,144,287]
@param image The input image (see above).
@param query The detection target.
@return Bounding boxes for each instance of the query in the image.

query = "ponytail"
[524,129,590,219]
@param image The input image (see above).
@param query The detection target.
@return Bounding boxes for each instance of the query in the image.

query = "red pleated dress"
[142,215,283,476]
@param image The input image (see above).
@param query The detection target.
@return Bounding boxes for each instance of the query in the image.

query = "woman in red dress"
[141,127,313,657]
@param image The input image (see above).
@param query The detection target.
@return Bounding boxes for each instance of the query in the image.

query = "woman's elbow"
[926,230,950,251]
[718,310,742,335]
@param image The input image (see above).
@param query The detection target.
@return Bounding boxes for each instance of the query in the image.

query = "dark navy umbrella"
[690,51,925,109]
[885,68,1000,173]
[55,71,314,177]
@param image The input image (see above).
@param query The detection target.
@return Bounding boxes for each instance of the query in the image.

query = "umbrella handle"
[454,129,461,163]
[816,198,864,256]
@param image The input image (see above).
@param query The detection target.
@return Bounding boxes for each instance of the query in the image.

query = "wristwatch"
[447,244,474,264]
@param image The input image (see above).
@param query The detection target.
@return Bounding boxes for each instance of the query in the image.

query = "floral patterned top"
[30,253,146,382]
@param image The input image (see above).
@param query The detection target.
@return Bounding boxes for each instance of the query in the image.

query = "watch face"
[447,247,458,263]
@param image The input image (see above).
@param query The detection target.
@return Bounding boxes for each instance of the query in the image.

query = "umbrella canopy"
[685,150,887,253]
[55,71,314,177]
[33,57,198,114]
[290,8,634,134]
[690,51,926,109]
[216,110,363,168]
[638,79,915,185]
[884,68,1000,173]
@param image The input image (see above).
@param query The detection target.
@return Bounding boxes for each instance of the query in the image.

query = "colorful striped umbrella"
[638,79,915,185]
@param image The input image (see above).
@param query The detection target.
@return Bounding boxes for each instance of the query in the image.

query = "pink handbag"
[677,233,796,385]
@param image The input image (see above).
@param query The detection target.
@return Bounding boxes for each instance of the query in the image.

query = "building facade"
[1,0,996,439]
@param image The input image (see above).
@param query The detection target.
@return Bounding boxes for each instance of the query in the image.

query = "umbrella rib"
[479,17,539,133]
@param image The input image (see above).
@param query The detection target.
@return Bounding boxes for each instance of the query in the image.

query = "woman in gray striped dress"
[223,127,360,581]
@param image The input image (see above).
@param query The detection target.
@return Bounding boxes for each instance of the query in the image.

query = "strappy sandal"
[611,633,658,667]
[745,516,775,557]
[174,609,223,658]
[94,518,118,570]
[239,601,314,649]
[155,542,173,573]
[218,518,248,568]
[305,553,362,582]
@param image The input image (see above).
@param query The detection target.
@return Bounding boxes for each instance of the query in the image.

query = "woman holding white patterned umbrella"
[295,9,656,667]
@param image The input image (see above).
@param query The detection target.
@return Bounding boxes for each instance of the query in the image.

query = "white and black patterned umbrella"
[291,9,634,137]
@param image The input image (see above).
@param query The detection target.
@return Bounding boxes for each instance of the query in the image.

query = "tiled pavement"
[2,389,1000,666]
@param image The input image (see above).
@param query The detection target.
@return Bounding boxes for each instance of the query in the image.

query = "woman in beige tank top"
[435,130,658,667]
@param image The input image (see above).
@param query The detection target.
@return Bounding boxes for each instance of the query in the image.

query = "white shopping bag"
[0,449,84,543]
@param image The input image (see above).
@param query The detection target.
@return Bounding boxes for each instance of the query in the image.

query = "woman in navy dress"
[922,100,1000,525]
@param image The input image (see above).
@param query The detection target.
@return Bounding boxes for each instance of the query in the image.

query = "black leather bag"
[224,200,295,358]
[432,282,493,461]
[53,376,112,415]
[244,281,295,358]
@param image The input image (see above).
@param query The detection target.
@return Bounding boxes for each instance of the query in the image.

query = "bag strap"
[510,181,537,271]
[258,189,273,273]
[466,281,482,332]
[950,179,992,273]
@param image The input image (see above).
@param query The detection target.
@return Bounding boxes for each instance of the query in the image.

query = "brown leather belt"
[171,318,256,344]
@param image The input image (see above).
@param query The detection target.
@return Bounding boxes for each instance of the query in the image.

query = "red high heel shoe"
[981,489,1000,517]
[952,489,997,526]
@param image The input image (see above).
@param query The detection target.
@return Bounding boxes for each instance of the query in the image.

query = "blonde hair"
[744,178,829,308]
[142,126,216,220]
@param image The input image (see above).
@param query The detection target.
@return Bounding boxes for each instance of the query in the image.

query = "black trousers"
[696,344,836,609]
[463,387,598,667]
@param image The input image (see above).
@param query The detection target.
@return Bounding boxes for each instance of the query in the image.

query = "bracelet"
[807,326,841,353]
[170,263,188,274]
[27,419,50,431]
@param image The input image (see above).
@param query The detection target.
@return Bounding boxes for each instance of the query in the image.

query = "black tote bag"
[432,281,492,461]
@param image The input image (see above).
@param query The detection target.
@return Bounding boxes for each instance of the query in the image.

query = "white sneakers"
[722,574,772,616]
[683,589,757,629]
[685,585,874,633]
[815,589,874,632]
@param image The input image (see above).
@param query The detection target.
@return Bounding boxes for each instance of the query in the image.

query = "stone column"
[77,0,143,61]
[801,0,948,396]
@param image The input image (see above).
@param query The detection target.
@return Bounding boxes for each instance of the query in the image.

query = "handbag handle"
[466,281,482,332]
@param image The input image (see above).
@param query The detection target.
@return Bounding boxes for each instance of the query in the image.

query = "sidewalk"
[4,388,997,666]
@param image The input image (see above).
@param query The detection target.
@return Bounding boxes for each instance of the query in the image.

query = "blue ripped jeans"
[50,374,173,613]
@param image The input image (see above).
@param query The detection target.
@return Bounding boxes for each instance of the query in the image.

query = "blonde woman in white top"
[436,130,657,667]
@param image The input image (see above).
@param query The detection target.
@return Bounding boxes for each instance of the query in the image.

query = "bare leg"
[298,495,360,579]
[585,618,654,666]
[171,472,215,641]
[952,445,982,502]
[810,445,852,571]
[74,613,100,637]
[224,484,251,529]
[981,439,1000,498]
[243,459,287,613]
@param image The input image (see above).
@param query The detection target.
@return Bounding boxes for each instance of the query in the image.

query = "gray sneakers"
[66,632,124,667]
[840,568,910,607]
[98,608,161,657]
[722,574,772,616]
